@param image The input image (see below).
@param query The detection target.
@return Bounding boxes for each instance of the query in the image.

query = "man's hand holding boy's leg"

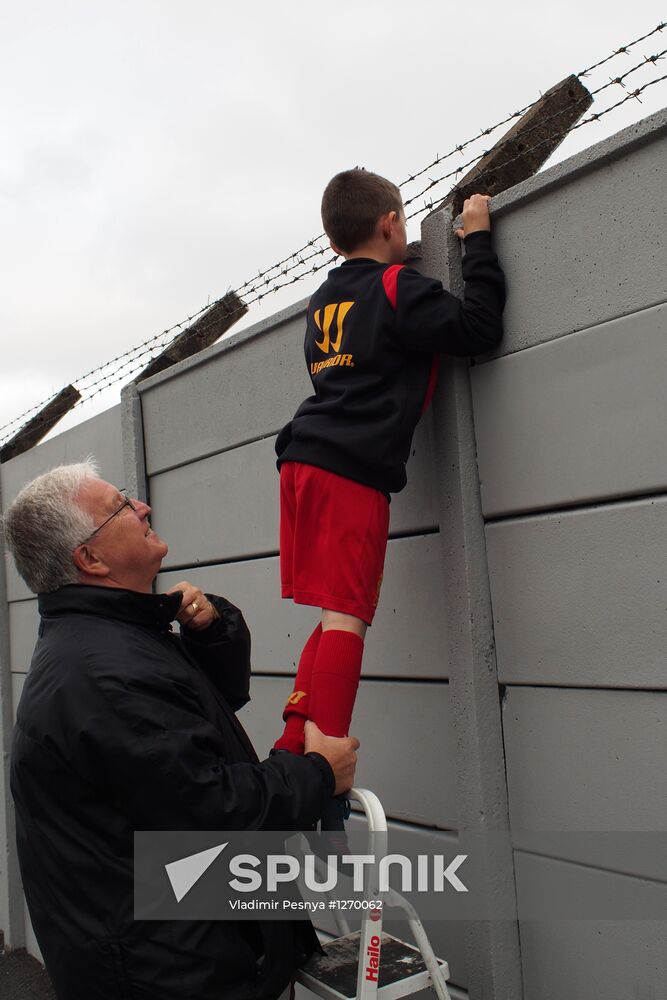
[304,721,359,797]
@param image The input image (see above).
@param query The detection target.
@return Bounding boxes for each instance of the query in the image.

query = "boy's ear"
[72,543,111,579]
[329,238,344,257]
[379,211,396,241]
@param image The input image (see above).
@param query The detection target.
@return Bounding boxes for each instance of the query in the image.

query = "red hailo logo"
[365,934,381,982]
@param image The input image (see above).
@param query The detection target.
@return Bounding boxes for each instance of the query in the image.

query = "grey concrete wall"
[468,105,667,999]
[1,106,666,999]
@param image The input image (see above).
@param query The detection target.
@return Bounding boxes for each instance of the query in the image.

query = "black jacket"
[10,585,334,1000]
[276,231,505,494]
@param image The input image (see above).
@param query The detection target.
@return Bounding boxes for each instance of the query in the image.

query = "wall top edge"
[131,295,310,397]
[430,105,667,222]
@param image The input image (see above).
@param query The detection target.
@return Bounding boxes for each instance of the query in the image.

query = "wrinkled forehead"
[75,477,122,518]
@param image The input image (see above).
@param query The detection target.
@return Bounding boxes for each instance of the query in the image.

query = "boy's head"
[321,169,406,262]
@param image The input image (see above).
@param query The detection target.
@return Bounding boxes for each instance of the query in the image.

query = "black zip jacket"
[10,585,334,1000]
[276,231,505,494]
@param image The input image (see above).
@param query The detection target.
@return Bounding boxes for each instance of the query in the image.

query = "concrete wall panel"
[472,303,667,517]
[11,673,25,725]
[158,533,447,679]
[515,853,667,1000]
[237,677,456,828]
[504,688,667,838]
[141,303,310,476]
[0,406,124,504]
[486,497,667,688]
[24,903,43,964]
[151,436,280,565]
[514,848,667,919]
[152,426,437,571]
[5,562,31,604]
[488,113,667,357]
[8,600,39,674]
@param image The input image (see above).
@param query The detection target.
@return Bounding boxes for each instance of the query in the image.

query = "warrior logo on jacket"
[311,301,355,375]
[313,301,354,353]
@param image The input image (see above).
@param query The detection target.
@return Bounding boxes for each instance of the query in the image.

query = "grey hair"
[1,459,100,594]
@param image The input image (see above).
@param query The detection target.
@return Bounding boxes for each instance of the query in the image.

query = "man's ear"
[72,544,111,579]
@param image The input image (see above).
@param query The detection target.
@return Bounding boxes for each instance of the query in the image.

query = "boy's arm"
[394,197,506,356]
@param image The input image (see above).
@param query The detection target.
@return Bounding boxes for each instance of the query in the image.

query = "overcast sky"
[2,1,666,441]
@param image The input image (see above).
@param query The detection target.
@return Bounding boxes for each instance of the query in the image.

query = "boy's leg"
[274,611,366,754]
[309,610,367,737]
[273,622,322,754]
[275,462,319,754]
[311,611,366,835]
[276,463,386,829]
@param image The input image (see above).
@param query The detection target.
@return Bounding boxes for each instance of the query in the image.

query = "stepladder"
[296,788,452,1000]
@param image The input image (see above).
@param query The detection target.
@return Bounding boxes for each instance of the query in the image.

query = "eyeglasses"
[80,490,138,544]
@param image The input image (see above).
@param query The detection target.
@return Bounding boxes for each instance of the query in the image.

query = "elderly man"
[3,460,358,1000]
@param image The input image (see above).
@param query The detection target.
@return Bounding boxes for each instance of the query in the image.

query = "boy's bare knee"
[321,609,367,639]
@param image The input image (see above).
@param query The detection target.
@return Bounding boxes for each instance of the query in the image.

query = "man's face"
[76,478,168,593]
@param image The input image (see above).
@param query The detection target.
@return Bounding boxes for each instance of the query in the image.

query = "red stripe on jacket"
[382,264,439,413]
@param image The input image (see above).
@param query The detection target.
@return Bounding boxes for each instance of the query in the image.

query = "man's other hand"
[304,721,359,796]
[166,582,220,631]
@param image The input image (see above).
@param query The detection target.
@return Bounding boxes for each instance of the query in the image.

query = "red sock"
[309,630,364,737]
[274,624,322,754]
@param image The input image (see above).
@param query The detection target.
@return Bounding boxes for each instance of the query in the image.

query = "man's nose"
[133,499,151,517]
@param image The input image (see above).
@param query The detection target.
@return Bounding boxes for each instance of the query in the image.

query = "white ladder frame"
[296,787,452,1000]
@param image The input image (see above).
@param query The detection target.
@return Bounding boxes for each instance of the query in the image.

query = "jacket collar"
[38,584,183,632]
[340,257,383,267]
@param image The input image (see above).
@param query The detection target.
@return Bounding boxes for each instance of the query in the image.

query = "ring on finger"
[190,601,198,613]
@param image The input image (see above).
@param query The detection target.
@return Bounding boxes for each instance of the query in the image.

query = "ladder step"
[298,930,449,999]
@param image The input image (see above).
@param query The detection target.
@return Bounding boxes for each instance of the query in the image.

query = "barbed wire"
[194,22,667,303]
[232,110,545,301]
[173,23,667,306]
[0,297,218,437]
[2,22,667,446]
[404,50,667,218]
[69,254,340,409]
[235,235,327,295]
[238,241,330,299]
[406,70,667,220]
[233,107,542,301]
[403,86,592,215]
[576,21,665,78]
[576,71,667,126]
[589,48,667,98]
[74,296,252,406]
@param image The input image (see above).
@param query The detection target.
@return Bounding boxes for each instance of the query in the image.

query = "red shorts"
[279,462,390,625]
